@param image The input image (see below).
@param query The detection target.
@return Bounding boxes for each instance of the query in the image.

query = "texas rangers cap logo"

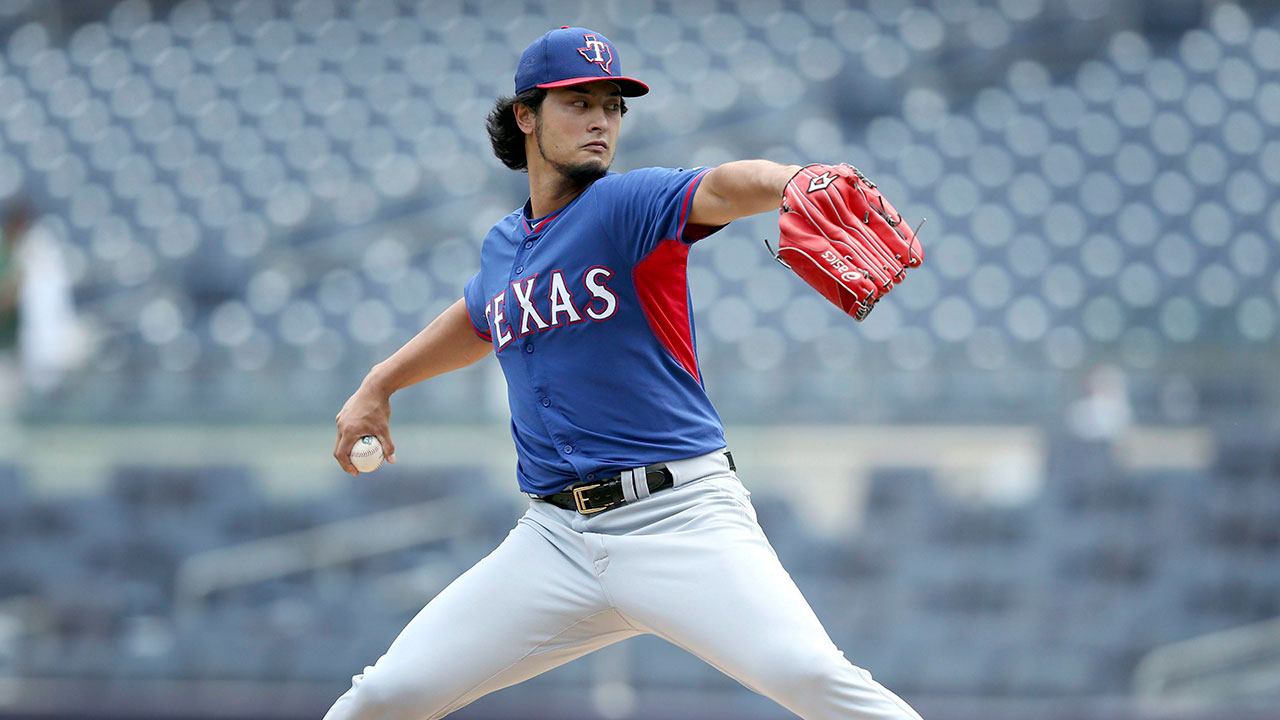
[577,34,613,74]
[514,27,649,97]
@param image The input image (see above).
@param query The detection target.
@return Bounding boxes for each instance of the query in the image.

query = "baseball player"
[327,27,923,720]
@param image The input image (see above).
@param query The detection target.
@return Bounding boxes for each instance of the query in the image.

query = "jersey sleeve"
[596,166,724,263]
[462,272,492,342]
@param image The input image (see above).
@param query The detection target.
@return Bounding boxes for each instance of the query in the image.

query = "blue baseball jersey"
[463,167,726,496]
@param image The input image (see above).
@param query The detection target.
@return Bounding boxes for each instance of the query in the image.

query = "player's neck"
[525,166,590,220]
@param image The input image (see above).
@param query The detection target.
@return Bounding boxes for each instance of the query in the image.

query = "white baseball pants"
[323,449,922,720]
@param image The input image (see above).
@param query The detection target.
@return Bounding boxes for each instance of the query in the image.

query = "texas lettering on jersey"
[483,266,618,349]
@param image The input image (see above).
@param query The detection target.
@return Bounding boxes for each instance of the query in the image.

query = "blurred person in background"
[0,196,87,403]
[1067,364,1134,442]
[0,200,26,379]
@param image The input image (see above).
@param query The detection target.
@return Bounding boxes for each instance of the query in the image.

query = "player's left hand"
[769,163,923,321]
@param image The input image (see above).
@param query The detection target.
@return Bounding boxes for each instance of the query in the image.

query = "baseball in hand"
[350,436,384,473]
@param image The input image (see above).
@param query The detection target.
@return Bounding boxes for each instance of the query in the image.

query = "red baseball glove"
[769,164,923,321]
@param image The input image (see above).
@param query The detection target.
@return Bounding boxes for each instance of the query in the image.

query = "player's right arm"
[333,297,492,475]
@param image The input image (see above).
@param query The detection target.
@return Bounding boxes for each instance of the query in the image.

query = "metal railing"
[1133,615,1280,700]
[174,495,474,612]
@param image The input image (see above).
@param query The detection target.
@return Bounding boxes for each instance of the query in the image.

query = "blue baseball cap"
[515,26,649,97]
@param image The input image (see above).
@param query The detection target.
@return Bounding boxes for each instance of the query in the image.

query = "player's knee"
[328,668,446,720]
[772,651,843,702]
[769,652,870,707]
[769,655,921,720]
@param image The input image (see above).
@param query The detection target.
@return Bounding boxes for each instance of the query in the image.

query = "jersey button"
[563,444,574,454]
[515,265,524,274]
[524,241,533,249]
[524,343,534,353]
[540,397,551,407]
[586,473,595,481]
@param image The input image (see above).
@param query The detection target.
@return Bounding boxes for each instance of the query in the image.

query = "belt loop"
[621,466,649,502]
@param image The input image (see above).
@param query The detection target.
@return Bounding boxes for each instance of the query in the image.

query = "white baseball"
[350,436,384,473]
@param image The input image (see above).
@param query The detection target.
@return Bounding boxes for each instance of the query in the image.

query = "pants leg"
[324,512,639,720]
[602,475,923,720]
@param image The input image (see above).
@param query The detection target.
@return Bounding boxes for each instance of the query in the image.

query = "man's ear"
[514,102,536,135]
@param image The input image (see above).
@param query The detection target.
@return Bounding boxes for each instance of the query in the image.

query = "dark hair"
[2,196,34,241]
[487,88,548,171]
[486,87,629,171]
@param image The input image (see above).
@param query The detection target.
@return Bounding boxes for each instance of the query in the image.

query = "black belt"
[542,451,736,515]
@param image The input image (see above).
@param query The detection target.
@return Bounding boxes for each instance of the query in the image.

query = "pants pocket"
[714,476,757,521]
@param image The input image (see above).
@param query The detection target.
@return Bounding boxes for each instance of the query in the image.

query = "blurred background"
[0,0,1277,718]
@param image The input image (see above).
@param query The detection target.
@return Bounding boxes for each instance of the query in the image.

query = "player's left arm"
[688,160,802,227]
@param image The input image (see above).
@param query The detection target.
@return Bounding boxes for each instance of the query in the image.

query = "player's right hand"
[333,383,397,476]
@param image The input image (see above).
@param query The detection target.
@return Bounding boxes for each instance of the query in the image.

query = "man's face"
[531,82,623,185]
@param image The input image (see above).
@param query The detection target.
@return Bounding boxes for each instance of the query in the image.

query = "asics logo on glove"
[822,249,866,284]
